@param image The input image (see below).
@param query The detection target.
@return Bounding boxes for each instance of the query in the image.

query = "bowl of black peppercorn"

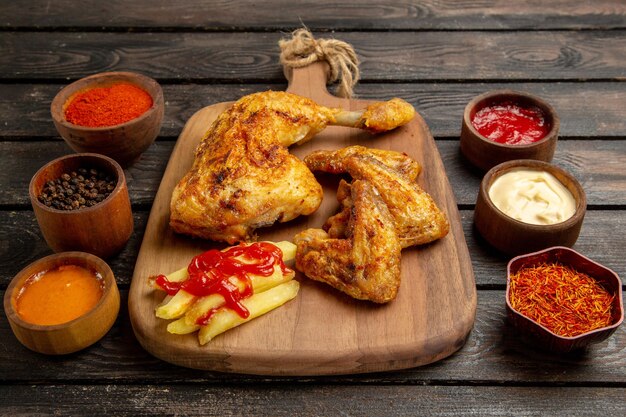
[29,153,133,259]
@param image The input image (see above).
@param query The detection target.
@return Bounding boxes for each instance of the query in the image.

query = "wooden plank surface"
[1,384,625,417]
[2,31,626,81]
[2,0,626,414]
[2,140,625,208]
[129,63,475,375]
[2,208,625,290]
[3,1,626,30]
[3,83,626,139]
[1,290,625,384]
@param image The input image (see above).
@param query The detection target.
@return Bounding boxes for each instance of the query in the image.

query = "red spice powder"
[509,262,614,337]
[65,83,153,127]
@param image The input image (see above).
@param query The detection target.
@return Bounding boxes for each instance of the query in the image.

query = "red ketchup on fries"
[155,242,291,324]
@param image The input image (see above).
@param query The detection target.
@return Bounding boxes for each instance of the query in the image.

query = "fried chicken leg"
[294,180,401,303]
[170,91,415,244]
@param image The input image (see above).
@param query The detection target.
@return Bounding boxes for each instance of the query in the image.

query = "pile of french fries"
[153,241,299,345]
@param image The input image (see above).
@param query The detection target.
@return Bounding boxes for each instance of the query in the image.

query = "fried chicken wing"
[304,146,449,248]
[304,145,421,179]
[294,180,401,303]
[322,179,353,238]
[333,98,416,134]
[170,91,415,244]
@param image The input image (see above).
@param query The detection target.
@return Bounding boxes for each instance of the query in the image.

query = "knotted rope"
[279,28,360,98]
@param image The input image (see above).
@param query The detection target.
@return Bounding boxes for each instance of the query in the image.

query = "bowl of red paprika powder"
[51,71,164,166]
[460,90,559,171]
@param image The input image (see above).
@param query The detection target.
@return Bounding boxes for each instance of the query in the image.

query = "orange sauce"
[16,265,104,326]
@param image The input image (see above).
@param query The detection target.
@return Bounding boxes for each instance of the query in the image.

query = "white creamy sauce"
[488,169,576,225]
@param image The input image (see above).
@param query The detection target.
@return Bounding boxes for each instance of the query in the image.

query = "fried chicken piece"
[323,179,353,238]
[304,147,449,248]
[333,98,416,134]
[170,91,415,244]
[294,180,401,303]
[304,145,421,179]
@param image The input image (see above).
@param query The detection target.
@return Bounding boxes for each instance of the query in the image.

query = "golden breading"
[305,146,449,248]
[170,92,416,244]
[294,180,402,303]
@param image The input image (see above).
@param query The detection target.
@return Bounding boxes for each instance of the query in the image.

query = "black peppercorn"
[38,166,116,211]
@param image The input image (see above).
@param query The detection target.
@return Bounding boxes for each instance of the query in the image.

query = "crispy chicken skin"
[323,179,353,239]
[170,92,327,243]
[295,147,448,303]
[294,180,402,303]
[304,145,421,179]
[305,146,449,248]
[333,98,416,134]
[170,91,416,244]
[358,98,417,134]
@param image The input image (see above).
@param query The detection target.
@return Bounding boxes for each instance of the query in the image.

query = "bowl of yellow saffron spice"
[51,71,164,166]
[506,246,623,353]
[4,251,120,355]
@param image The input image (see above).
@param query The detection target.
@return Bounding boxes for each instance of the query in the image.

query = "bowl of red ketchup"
[460,90,559,171]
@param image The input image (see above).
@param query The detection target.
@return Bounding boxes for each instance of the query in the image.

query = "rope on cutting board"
[279,28,360,98]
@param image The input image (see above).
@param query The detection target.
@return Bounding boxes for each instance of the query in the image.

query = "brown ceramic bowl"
[506,246,623,353]
[474,159,586,255]
[460,89,559,171]
[51,71,164,166]
[29,153,133,259]
[4,251,120,355]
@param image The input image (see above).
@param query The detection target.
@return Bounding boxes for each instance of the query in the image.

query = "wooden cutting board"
[129,62,476,376]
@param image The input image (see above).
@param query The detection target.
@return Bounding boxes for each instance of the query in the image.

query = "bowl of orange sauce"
[3,251,120,355]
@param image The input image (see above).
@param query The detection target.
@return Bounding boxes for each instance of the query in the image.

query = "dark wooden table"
[1,1,625,415]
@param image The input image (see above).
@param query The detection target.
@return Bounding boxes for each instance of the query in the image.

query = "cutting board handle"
[285,61,344,104]
[280,29,358,104]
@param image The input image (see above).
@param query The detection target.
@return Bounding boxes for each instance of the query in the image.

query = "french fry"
[156,290,196,319]
[198,279,300,345]
[154,240,295,290]
[185,265,293,326]
[162,266,189,283]
[167,313,200,334]
[271,240,296,263]
[154,241,296,320]
[152,264,194,319]
[166,264,295,334]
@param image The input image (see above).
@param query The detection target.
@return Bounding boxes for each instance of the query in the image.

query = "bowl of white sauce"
[474,159,586,255]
